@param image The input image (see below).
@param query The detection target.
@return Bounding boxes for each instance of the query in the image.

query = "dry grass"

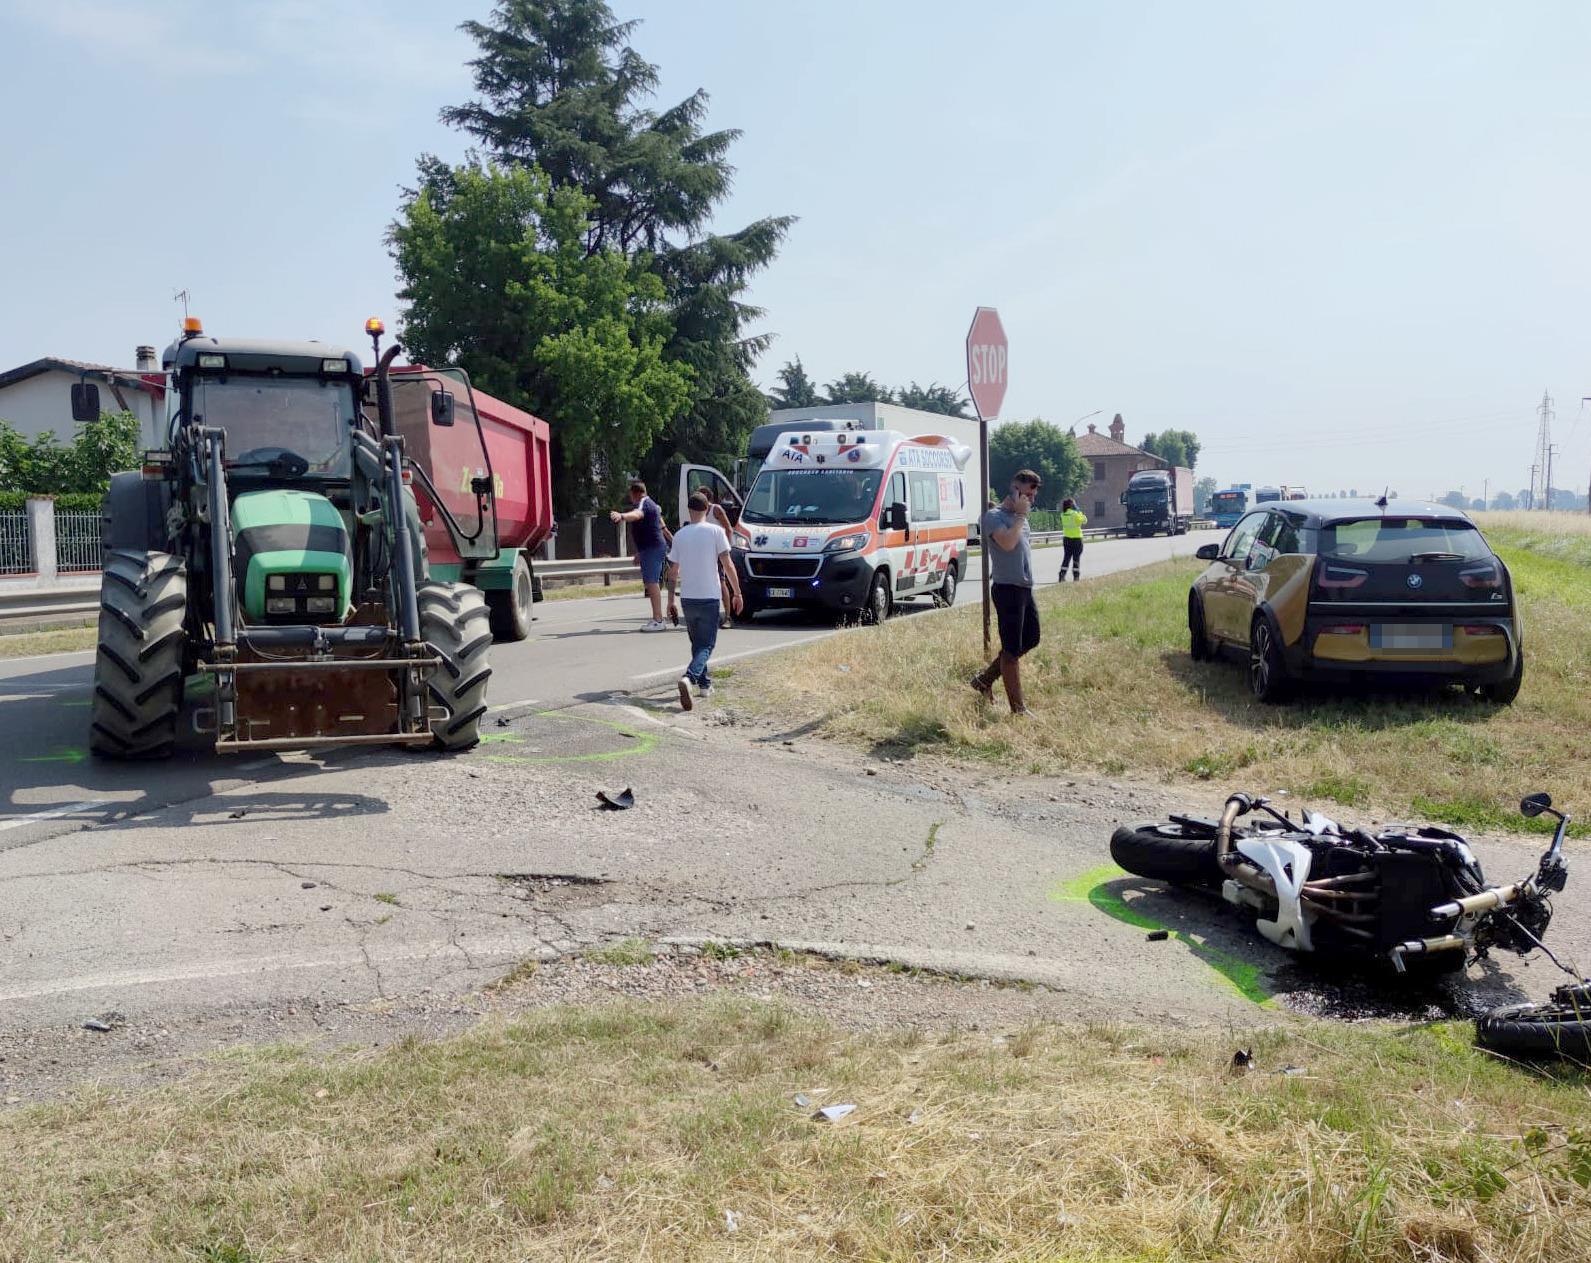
[732,533,1591,834]
[1,998,1587,1261]
[0,623,95,658]
[542,580,644,601]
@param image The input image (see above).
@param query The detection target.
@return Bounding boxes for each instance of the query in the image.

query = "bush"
[0,411,140,497]
[0,491,103,511]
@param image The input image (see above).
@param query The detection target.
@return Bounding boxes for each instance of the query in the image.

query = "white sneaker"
[677,676,694,710]
[641,619,667,632]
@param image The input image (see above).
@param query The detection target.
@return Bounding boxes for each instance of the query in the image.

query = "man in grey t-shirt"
[971,469,1042,715]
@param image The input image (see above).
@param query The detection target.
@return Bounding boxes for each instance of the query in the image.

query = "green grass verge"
[733,532,1591,833]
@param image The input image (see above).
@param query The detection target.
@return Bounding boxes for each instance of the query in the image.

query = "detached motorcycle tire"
[1475,985,1591,1058]
[1110,823,1223,889]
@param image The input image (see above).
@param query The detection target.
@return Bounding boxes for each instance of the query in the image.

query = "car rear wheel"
[933,565,958,608]
[1249,617,1290,703]
[1188,595,1212,661]
[1477,655,1523,705]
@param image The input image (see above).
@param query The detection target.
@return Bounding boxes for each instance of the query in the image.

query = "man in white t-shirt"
[666,491,743,709]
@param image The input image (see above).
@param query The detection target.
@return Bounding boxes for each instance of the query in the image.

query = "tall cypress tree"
[441,0,793,494]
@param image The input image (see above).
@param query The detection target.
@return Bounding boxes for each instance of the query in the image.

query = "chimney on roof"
[134,345,157,372]
[1087,422,1097,433]
[1109,413,1125,442]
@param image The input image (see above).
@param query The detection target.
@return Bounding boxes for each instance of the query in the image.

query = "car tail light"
[1319,623,1366,635]
[1317,562,1368,589]
[1459,624,1504,636]
[1459,560,1502,589]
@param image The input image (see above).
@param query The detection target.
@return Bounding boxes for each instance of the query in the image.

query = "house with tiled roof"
[1073,414,1167,529]
[0,349,166,448]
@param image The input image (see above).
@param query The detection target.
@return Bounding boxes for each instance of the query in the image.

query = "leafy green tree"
[988,419,1089,510]
[768,357,820,409]
[437,0,792,504]
[824,372,893,405]
[1438,490,1469,510]
[0,411,140,495]
[1141,429,1201,469]
[1193,475,1218,513]
[895,381,969,417]
[392,161,693,510]
[1492,490,1517,510]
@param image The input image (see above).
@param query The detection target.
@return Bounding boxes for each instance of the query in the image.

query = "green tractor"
[93,318,499,757]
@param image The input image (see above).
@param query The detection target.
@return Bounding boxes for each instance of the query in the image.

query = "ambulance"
[713,429,972,623]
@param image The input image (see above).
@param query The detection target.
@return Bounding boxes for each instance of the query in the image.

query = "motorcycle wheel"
[1475,985,1591,1058]
[1110,823,1223,889]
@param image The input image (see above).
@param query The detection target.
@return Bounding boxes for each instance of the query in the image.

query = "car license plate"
[766,586,794,599]
[1370,623,1451,651]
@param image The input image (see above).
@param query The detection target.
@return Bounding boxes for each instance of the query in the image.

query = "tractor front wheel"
[418,582,493,751]
[90,550,187,759]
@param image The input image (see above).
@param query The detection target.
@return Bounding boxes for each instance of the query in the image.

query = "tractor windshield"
[192,375,353,479]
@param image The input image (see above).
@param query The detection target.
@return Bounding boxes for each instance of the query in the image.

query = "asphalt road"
[1,523,1586,1049]
[0,530,1208,846]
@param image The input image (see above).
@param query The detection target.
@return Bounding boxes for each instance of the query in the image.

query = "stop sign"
[965,307,1008,420]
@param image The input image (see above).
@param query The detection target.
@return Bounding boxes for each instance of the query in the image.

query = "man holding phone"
[970,469,1042,715]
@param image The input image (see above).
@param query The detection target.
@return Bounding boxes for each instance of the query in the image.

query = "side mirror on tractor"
[430,390,456,427]
[70,382,100,423]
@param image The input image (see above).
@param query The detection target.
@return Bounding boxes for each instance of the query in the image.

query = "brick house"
[1073,414,1167,529]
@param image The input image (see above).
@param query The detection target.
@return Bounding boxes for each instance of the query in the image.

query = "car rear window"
[1319,518,1491,563]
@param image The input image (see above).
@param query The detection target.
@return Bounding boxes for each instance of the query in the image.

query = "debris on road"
[228,809,247,819]
[1230,1048,1254,1074]
[301,881,317,890]
[1146,929,1169,942]
[596,788,636,811]
[792,1092,811,1108]
[812,1103,856,1123]
[723,1209,739,1234]
[82,1012,125,1034]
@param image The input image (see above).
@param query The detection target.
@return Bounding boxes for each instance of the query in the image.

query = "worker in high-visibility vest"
[1059,498,1087,581]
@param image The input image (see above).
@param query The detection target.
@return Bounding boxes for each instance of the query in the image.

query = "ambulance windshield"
[742,468,883,525]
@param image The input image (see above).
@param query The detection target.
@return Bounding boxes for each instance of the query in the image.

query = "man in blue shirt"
[610,478,669,631]
[971,469,1041,715]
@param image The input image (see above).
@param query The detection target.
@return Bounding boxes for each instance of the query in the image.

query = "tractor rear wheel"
[419,581,493,750]
[90,550,187,759]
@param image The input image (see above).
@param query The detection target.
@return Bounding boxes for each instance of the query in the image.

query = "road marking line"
[627,634,830,686]
[0,800,107,833]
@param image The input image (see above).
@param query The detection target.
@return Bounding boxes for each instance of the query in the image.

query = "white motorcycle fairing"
[1235,837,1315,952]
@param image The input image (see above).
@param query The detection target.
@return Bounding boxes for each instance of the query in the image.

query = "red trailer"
[383,365,553,640]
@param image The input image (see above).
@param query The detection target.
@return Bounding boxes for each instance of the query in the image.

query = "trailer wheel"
[486,555,534,641]
[1109,823,1223,889]
[419,582,493,751]
[90,550,187,760]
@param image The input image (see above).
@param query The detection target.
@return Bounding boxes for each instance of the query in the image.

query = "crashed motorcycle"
[1110,792,1590,1057]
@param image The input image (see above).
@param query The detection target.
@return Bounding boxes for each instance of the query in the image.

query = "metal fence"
[0,510,31,576]
[54,509,103,574]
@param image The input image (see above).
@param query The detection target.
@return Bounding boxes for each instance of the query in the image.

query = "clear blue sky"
[4,0,1589,501]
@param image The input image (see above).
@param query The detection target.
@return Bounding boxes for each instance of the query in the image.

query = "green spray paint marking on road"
[22,746,89,765]
[482,710,658,765]
[478,732,523,745]
[1050,864,1274,1007]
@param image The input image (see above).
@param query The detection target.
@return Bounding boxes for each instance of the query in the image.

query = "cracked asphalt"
[3,695,1585,1060]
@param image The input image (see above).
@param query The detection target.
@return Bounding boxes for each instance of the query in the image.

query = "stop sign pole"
[966,307,1008,652]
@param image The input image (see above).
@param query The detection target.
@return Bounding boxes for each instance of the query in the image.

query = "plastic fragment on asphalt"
[813,1104,856,1123]
[596,788,635,810]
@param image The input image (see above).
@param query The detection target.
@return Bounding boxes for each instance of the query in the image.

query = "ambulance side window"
[882,471,906,527]
[908,471,940,522]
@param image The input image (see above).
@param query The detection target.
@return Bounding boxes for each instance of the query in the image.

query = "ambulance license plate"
[766,586,794,599]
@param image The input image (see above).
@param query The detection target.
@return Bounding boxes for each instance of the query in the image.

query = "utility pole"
[1546,442,1559,512]
[1482,478,1488,511]
[1533,391,1554,511]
